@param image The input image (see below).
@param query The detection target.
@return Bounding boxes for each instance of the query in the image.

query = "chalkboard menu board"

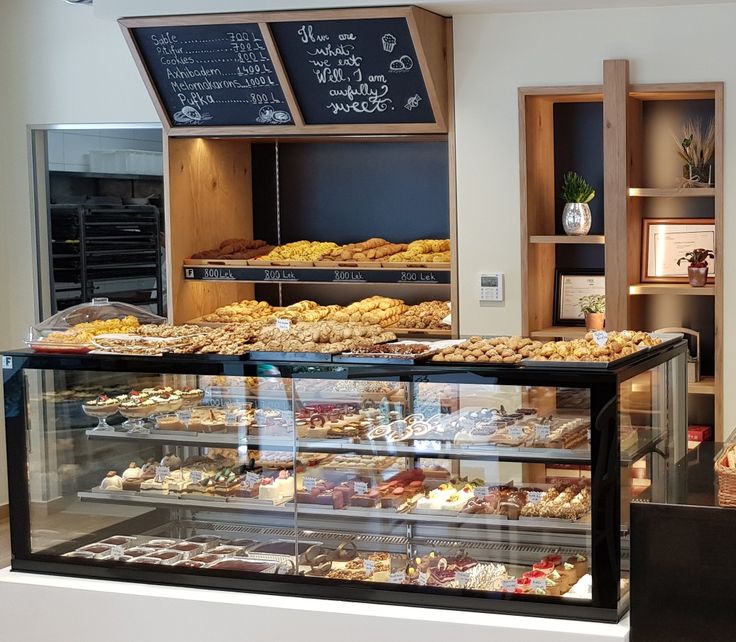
[132,24,293,127]
[270,18,434,125]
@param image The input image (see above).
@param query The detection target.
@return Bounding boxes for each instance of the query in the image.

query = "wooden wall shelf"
[529,326,588,339]
[529,235,605,244]
[521,72,723,438]
[629,283,715,296]
[628,187,716,197]
[689,377,715,396]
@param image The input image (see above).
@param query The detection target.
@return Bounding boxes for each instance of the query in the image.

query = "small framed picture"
[642,218,716,283]
[553,269,605,326]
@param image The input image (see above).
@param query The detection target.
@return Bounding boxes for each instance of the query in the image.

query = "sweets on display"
[191,239,272,260]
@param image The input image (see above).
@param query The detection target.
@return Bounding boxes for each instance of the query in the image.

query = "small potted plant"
[676,248,714,287]
[579,295,605,330]
[674,118,715,187]
[560,171,595,236]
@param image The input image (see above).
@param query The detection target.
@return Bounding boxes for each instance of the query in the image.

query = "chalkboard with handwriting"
[132,23,293,127]
[270,18,434,125]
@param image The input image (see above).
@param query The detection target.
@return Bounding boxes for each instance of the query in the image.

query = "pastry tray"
[27,341,92,354]
[247,351,335,362]
[521,332,682,369]
[333,340,463,365]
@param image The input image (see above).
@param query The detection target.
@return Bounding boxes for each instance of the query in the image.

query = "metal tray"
[521,332,682,369]
[247,351,334,362]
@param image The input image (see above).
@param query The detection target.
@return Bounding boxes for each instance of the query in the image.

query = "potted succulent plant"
[560,171,595,236]
[579,295,605,331]
[677,248,714,287]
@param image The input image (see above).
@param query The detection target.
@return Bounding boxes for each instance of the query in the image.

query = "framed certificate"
[642,218,716,283]
[553,269,605,326]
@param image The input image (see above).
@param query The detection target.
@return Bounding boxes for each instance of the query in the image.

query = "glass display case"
[2,340,687,622]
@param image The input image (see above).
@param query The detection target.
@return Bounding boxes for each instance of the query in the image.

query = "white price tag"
[110,545,125,559]
[303,477,317,491]
[531,578,546,591]
[587,429,592,442]
[225,412,238,424]
[354,481,368,496]
[154,466,170,482]
[363,559,375,576]
[177,409,192,423]
[190,471,204,483]
[507,426,524,439]
[527,491,544,503]
[389,570,405,584]
[474,486,489,498]
[535,424,550,440]
[592,330,608,347]
[275,318,291,332]
[417,571,429,586]
[501,578,518,592]
[455,570,471,587]
[245,471,261,486]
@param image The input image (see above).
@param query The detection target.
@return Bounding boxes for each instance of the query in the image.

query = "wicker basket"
[715,445,736,506]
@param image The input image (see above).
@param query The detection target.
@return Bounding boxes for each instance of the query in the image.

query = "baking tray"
[247,351,334,362]
[333,339,463,365]
[521,331,683,369]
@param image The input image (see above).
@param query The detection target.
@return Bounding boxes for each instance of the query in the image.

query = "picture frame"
[642,218,716,283]
[553,268,605,326]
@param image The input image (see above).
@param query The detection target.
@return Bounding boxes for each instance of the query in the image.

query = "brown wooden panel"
[445,20,459,338]
[519,93,555,335]
[714,82,724,439]
[407,7,449,131]
[626,96,644,329]
[168,138,254,323]
[603,59,629,331]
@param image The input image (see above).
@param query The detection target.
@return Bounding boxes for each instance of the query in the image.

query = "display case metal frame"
[2,340,687,623]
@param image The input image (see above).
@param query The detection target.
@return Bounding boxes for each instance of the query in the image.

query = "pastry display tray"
[84,429,594,464]
[521,332,682,369]
[247,351,335,362]
[333,340,464,365]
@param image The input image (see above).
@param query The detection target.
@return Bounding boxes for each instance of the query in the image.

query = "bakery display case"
[2,338,686,622]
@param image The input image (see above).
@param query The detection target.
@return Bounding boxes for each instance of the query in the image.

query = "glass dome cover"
[27,298,166,351]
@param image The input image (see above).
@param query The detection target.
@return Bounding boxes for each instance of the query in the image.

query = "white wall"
[0,2,158,505]
[453,4,735,431]
[0,1,735,510]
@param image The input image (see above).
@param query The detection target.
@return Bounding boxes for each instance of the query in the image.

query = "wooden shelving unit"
[629,283,715,296]
[520,65,723,438]
[529,326,588,339]
[689,377,715,396]
[519,85,604,337]
[628,187,716,198]
[529,235,605,244]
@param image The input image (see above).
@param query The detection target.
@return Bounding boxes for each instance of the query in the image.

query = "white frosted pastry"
[258,483,282,502]
[100,471,123,491]
[122,462,142,480]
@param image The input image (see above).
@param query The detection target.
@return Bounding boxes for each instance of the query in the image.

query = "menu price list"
[133,23,292,127]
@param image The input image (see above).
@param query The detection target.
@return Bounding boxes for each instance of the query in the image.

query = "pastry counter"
[2,340,687,622]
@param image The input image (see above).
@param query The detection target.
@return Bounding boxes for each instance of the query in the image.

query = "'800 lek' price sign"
[183,266,450,284]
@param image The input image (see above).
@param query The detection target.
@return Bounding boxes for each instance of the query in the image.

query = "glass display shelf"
[2,342,686,622]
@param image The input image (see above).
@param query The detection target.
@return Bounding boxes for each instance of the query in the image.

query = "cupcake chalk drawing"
[382,34,396,52]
